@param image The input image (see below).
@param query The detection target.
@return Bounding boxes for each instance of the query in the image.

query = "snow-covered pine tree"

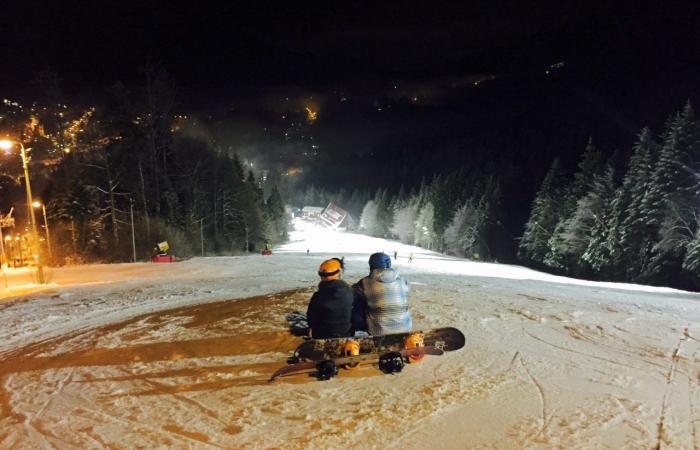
[571,137,604,201]
[390,195,420,244]
[519,158,567,264]
[430,172,469,252]
[443,197,489,259]
[580,166,617,274]
[641,102,700,280]
[682,226,700,274]
[609,127,659,279]
[373,188,392,238]
[655,202,699,262]
[414,202,436,250]
[265,185,288,242]
[221,155,266,253]
[359,200,379,235]
[543,139,605,272]
[543,220,569,270]
[348,187,371,219]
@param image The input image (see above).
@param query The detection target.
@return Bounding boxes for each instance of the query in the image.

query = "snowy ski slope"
[1,218,699,448]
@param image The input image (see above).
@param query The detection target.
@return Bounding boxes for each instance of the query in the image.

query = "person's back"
[354,253,412,335]
[306,258,355,338]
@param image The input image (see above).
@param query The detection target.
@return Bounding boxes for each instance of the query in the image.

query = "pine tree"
[519,158,567,264]
[414,202,436,249]
[543,139,605,271]
[359,200,379,235]
[373,188,391,238]
[390,195,420,244]
[265,185,288,242]
[609,127,659,279]
[580,166,617,274]
[682,226,700,274]
[221,155,266,253]
[444,197,489,259]
[642,102,700,280]
[571,137,604,201]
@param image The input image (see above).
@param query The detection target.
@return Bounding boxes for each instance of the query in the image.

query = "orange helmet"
[318,258,342,281]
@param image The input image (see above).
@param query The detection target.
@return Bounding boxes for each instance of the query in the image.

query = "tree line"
[519,101,700,289]
[356,172,502,261]
[290,169,503,261]
[295,101,700,291]
[0,70,289,264]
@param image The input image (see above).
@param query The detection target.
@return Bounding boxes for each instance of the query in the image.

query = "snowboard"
[291,326,465,363]
[270,346,444,381]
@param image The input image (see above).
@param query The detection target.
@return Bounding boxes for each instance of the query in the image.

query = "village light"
[0,139,14,154]
[0,138,45,282]
[33,201,52,262]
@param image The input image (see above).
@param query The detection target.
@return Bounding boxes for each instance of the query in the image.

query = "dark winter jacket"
[306,279,355,338]
[353,268,412,335]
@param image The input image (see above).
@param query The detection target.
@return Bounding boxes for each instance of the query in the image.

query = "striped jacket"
[353,268,412,335]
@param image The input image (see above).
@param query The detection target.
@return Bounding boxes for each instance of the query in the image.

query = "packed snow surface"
[1,218,700,448]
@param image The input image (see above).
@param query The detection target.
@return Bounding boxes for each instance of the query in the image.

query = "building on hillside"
[300,206,325,219]
[319,202,353,229]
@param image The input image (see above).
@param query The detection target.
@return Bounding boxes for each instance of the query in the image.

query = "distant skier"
[353,252,412,335]
[306,258,356,339]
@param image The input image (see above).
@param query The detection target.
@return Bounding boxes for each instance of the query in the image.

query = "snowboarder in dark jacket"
[306,258,355,338]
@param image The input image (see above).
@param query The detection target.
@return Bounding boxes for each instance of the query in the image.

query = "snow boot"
[316,360,338,380]
[378,351,405,374]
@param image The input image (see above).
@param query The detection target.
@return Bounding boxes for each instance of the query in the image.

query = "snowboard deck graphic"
[292,326,465,363]
[270,346,444,381]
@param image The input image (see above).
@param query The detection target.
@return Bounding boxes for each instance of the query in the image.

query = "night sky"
[2,2,697,99]
[2,1,700,199]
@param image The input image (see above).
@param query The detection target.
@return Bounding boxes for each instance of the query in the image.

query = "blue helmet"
[369,252,391,270]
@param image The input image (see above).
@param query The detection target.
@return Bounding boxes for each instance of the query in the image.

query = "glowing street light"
[0,138,45,283]
[33,201,52,262]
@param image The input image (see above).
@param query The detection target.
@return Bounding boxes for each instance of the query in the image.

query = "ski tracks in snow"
[517,353,556,444]
[654,327,700,450]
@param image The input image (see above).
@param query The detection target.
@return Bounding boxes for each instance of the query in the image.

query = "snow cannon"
[152,254,175,263]
[261,239,273,255]
[152,241,176,263]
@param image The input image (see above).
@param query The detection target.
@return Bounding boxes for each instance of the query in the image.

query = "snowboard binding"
[316,360,338,380]
[378,351,405,374]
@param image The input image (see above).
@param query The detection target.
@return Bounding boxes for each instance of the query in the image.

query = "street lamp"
[0,139,45,283]
[33,201,52,263]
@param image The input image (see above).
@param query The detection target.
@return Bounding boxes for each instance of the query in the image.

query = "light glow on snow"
[280,219,688,294]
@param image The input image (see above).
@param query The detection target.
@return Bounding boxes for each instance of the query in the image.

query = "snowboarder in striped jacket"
[353,252,413,335]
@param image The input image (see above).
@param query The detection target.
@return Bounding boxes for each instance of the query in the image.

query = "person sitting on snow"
[306,258,356,338]
[353,252,412,335]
